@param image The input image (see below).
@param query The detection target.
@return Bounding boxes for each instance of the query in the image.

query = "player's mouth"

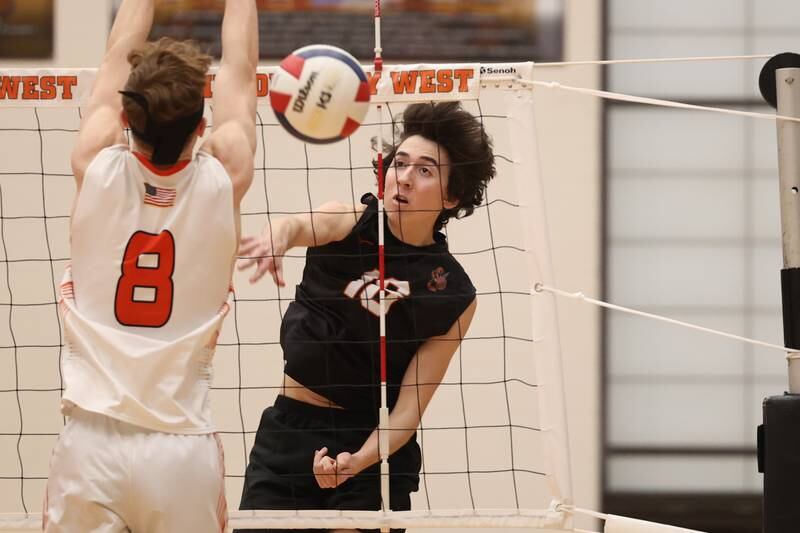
[393,194,409,204]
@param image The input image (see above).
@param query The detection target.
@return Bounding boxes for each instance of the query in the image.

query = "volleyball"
[269,44,370,144]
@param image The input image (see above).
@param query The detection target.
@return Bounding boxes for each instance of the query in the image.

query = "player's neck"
[386,215,436,247]
[130,139,194,167]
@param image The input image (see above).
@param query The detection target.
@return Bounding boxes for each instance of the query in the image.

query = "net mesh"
[0,67,566,530]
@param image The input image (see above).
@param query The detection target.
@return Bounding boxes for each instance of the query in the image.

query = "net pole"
[761,64,800,533]
[373,1,391,528]
[774,67,800,392]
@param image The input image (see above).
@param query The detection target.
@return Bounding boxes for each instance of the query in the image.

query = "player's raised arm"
[202,0,259,205]
[71,0,155,188]
[238,201,366,285]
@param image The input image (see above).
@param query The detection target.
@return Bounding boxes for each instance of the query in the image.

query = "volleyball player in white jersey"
[43,1,258,532]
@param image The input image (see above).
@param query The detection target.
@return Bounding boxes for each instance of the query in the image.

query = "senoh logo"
[480,66,518,76]
[344,269,410,317]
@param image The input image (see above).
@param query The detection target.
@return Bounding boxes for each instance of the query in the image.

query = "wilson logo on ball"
[269,44,370,144]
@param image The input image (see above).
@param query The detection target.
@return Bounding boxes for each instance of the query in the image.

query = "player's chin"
[384,206,403,223]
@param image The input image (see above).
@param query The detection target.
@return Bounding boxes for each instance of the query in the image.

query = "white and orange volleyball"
[269,44,370,144]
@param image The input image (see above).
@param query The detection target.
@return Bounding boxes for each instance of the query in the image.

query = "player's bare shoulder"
[200,123,254,202]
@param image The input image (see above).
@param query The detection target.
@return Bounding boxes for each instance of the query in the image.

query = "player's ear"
[441,176,458,210]
[442,196,458,210]
[120,110,130,128]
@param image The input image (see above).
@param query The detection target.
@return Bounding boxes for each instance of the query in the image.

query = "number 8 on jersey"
[114,230,176,328]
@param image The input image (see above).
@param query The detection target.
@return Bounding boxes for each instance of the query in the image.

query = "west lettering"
[391,71,418,94]
[0,77,20,99]
[39,76,57,100]
[453,69,474,92]
[0,76,78,100]
[419,70,436,93]
[22,77,39,99]
[56,77,78,100]
[436,69,454,93]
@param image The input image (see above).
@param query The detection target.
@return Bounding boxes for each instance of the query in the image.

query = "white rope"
[563,506,709,533]
[562,506,608,521]
[522,79,800,123]
[536,53,773,67]
[535,283,799,355]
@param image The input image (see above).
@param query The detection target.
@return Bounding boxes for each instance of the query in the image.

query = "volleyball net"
[0,63,583,531]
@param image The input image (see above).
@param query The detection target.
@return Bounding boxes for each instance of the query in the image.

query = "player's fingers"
[238,236,258,254]
[274,255,285,287]
[250,258,271,284]
[334,472,353,487]
[237,241,261,266]
[318,456,335,474]
[313,447,329,466]
[236,240,254,256]
[324,458,337,473]
[324,459,339,488]
[313,449,336,489]
[237,255,257,271]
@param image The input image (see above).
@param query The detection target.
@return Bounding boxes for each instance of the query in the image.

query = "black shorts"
[237,395,421,533]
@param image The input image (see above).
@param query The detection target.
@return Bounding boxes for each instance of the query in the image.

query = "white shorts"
[43,407,227,533]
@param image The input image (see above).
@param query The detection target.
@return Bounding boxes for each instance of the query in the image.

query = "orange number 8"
[114,230,175,327]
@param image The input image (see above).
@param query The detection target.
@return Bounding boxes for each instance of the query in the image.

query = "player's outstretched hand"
[237,224,288,286]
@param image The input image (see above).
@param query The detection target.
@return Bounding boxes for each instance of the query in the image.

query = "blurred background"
[2,1,799,532]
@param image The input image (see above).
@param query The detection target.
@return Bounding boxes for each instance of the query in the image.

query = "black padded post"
[782,268,800,350]
[760,394,800,532]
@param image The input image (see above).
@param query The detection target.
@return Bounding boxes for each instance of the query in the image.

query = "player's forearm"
[352,407,421,472]
[286,204,353,249]
[107,0,154,54]
[286,213,326,248]
[221,0,259,71]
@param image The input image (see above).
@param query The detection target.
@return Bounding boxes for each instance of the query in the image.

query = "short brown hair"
[122,38,211,134]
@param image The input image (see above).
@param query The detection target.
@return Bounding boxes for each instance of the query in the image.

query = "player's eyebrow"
[396,150,438,166]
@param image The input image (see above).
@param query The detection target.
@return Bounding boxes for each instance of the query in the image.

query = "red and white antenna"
[373,0,391,526]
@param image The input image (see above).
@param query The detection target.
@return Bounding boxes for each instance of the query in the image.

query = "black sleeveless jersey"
[281,193,476,412]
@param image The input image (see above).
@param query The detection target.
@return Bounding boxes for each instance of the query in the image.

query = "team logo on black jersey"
[344,269,410,317]
[427,267,449,292]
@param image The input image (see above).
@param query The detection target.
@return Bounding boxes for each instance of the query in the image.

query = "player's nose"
[396,165,413,186]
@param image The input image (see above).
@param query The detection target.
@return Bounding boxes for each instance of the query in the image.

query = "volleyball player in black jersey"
[236,102,495,533]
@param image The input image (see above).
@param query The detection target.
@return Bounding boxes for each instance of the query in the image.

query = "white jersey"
[59,145,236,434]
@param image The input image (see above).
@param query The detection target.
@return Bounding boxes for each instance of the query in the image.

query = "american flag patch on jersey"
[144,183,176,207]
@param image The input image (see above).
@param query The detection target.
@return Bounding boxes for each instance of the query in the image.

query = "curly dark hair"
[379,102,496,231]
